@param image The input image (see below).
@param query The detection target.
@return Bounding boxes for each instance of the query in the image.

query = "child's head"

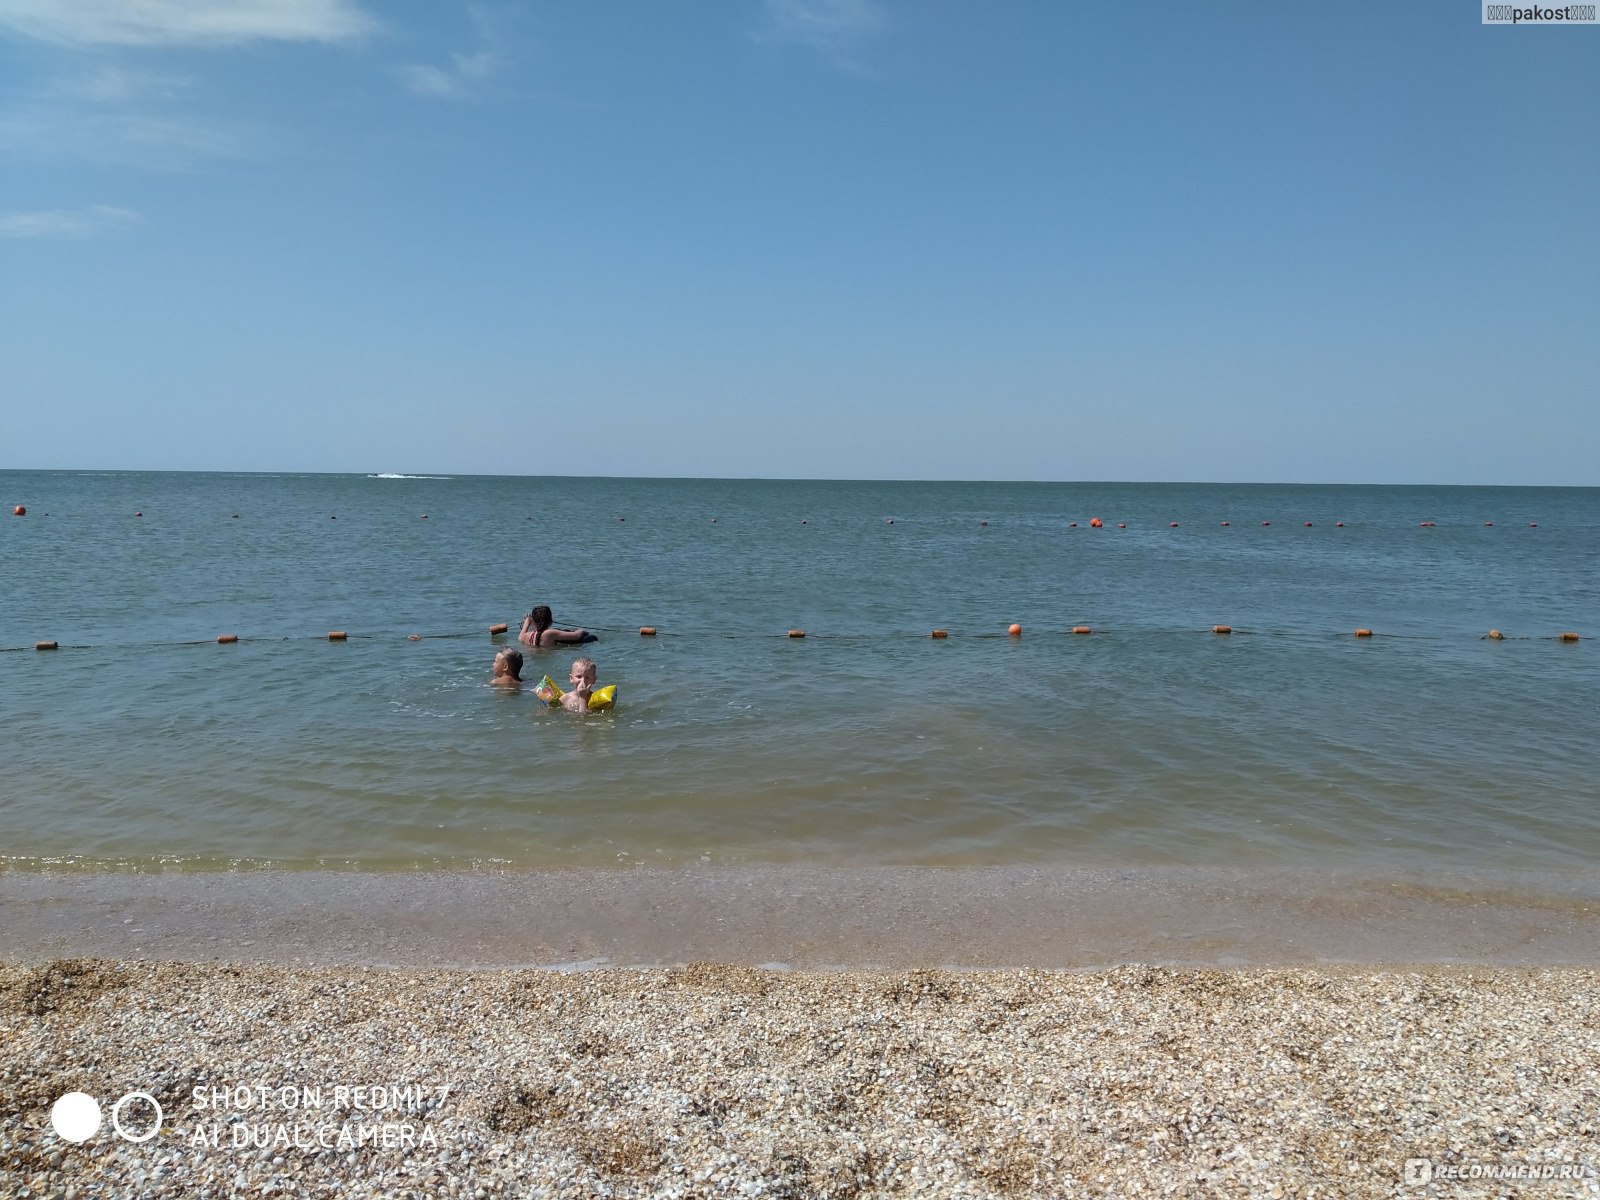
[495,647,523,679]
[569,657,597,687]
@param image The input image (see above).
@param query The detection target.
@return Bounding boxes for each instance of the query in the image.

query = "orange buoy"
[1486,629,1504,640]
[217,634,238,644]
[788,629,806,638]
[489,623,509,635]
[1007,623,1022,637]
[328,631,348,641]
[11,505,23,517]
[931,629,948,639]
[1089,517,1103,528]
[1071,625,1092,635]
[1354,628,1373,638]
[1212,625,1232,635]
[640,627,657,636]
[35,640,58,651]
[1559,632,1581,642]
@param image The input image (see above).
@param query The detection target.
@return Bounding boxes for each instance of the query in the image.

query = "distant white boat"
[368,473,450,480]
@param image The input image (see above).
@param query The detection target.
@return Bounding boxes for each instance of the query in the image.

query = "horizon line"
[2,467,1597,489]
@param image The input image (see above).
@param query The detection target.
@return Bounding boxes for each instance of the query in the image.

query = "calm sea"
[2,471,1596,882]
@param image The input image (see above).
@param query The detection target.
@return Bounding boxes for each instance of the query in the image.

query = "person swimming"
[519,604,595,648]
[490,646,524,688]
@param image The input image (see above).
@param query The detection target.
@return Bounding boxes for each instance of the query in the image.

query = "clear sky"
[1,1,1595,483]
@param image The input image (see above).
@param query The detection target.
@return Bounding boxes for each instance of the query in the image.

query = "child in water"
[490,647,523,688]
[561,657,597,713]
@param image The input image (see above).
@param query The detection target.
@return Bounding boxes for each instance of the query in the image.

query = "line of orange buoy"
[13,623,1588,655]
[1054,519,1550,530]
[6,511,1554,531]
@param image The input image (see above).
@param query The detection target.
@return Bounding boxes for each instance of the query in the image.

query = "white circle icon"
[111,1092,163,1143]
[50,1092,102,1143]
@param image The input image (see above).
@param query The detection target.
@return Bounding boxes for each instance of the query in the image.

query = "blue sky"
[1,1,1595,483]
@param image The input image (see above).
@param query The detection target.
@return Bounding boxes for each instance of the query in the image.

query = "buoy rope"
[2,625,1583,654]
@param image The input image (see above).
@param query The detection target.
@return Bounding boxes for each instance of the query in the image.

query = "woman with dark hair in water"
[518,604,594,649]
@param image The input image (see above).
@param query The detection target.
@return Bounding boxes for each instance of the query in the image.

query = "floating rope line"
[3,624,1583,655]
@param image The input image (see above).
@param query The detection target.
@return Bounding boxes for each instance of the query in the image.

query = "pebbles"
[1,960,1598,1197]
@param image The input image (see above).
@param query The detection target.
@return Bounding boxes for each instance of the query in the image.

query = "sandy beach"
[4,957,1598,1198]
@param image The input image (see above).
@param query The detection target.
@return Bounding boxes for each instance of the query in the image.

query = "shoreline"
[3,958,1598,1197]
[3,864,1599,970]
[6,866,1599,1195]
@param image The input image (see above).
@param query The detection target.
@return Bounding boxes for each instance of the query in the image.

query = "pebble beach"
[4,959,1598,1198]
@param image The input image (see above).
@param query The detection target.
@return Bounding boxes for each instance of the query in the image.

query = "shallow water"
[2,472,1596,879]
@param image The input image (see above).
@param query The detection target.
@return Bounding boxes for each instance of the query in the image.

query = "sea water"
[1,472,1596,885]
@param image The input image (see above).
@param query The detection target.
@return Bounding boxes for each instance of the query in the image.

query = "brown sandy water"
[3,865,1597,969]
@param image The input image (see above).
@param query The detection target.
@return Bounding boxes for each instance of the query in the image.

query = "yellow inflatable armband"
[534,676,617,712]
